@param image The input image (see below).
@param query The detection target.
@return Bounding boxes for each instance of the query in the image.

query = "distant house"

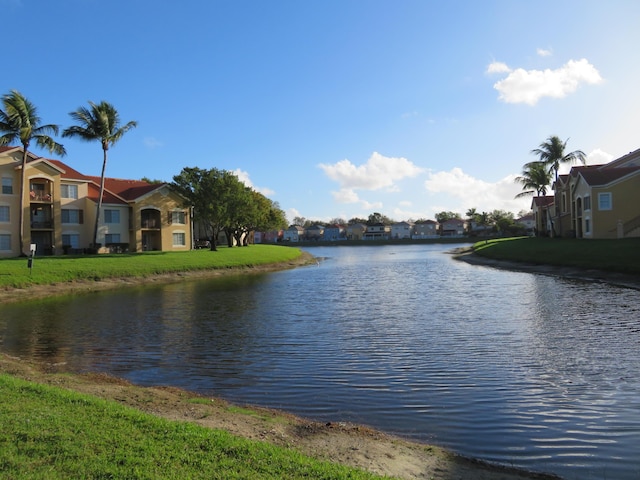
[305,224,325,241]
[531,196,554,237]
[412,220,439,239]
[322,224,346,241]
[391,221,413,239]
[283,225,304,242]
[363,223,391,240]
[516,213,535,235]
[440,218,465,237]
[346,223,366,240]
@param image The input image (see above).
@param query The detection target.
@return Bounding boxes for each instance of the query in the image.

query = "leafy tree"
[0,90,66,255]
[348,217,368,225]
[292,216,306,227]
[63,101,137,248]
[514,161,551,198]
[531,135,585,183]
[435,211,460,223]
[489,210,515,233]
[328,217,346,225]
[367,212,393,225]
[172,167,228,251]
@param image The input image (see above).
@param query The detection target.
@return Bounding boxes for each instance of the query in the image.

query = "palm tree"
[514,161,551,198]
[0,90,66,255]
[531,135,586,183]
[63,101,137,248]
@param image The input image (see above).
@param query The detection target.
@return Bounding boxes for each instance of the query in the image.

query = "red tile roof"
[87,176,163,201]
[532,196,554,207]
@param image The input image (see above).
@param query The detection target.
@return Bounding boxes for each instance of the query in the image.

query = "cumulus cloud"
[489,58,603,105]
[424,168,529,213]
[232,168,275,195]
[318,152,424,191]
[537,48,553,57]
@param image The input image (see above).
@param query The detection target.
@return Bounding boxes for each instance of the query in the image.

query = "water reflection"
[1,244,639,479]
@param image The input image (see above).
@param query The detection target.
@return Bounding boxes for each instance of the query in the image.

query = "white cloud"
[486,61,511,74]
[491,58,603,105]
[143,136,163,148]
[232,168,275,196]
[537,48,553,57]
[318,152,424,191]
[586,148,614,166]
[424,168,530,214]
[331,188,359,203]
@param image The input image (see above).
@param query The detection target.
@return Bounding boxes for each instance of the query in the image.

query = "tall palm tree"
[514,161,552,198]
[531,135,586,183]
[63,101,137,248]
[0,90,66,255]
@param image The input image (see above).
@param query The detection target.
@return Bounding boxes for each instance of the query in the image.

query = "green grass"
[0,374,386,479]
[472,237,640,274]
[0,245,302,289]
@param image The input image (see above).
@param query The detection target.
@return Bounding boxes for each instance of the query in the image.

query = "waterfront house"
[322,224,346,241]
[391,221,413,239]
[439,218,465,237]
[363,223,390,240]
[531,196,554,236]
[305,224,325,241]
[412,220,439,239]
[346,223,366,240]
[283,225,304,242]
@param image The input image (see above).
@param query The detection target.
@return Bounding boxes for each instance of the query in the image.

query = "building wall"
[590,175,640,239]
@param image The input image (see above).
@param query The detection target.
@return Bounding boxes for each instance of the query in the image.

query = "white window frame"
[1,177,13,195]
[171,210,186,225]
[598,192,612,211]
[61,184,78,199]
[61,209,82,224]
[172,232,186,246]
[584,217,591,235]
[104,209,120,224]
[583,195,591,211]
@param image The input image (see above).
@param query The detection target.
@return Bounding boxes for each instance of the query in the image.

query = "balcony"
[141,209,161,230]
[29,181,53,203]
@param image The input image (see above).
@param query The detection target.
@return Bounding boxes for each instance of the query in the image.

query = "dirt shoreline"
[0,251,563,479]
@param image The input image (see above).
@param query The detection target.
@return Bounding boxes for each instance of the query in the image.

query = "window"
[0,206,9,222]
[583,195,591,211]
[172,232,186,246]
[60,184,78,199]
[598,192,612,211]
[61,209,83,224]
[170,211,186,224]
[1,178,12,195]
[584,218,591,234]
[62,234,80,248]
[0,234,10,250]
[104,209,120,224]
[105,233,121,244]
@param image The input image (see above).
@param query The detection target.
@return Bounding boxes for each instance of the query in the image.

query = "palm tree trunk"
[93,148,108,249]
[18,148,28,256]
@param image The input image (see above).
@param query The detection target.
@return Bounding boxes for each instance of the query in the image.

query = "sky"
[3,0,639,224]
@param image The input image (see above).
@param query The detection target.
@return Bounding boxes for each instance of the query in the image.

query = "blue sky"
[3,0,639,223]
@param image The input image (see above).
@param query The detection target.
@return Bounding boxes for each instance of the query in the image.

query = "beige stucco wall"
[590,174,640,239]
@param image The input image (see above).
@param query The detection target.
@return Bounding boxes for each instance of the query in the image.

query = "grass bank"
[0,245,302,289]
[472,237,640,275]
[0,373,383,480]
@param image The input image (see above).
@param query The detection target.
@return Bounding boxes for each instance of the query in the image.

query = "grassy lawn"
[472,237,640,274]
[0,374,384,480]
[0,245,302,289]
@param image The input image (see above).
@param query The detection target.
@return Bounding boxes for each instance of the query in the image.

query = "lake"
[1,244,639,479]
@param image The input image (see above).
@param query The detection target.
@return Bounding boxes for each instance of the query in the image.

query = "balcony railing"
[30,191,53,202]
[31,221,53,229]
[141,219,159,229]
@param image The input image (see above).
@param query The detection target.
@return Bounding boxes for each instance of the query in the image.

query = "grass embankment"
[0,374,383,480]
[472,237,640,275]
[0,245,302,289]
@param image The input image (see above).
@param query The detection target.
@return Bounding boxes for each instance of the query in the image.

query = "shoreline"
[451,246,640,290]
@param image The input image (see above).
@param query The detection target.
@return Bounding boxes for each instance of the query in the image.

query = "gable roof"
[602,147,640,169]
[87,176,163,201]
[532,195,554,207]
[579,166,640,187]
